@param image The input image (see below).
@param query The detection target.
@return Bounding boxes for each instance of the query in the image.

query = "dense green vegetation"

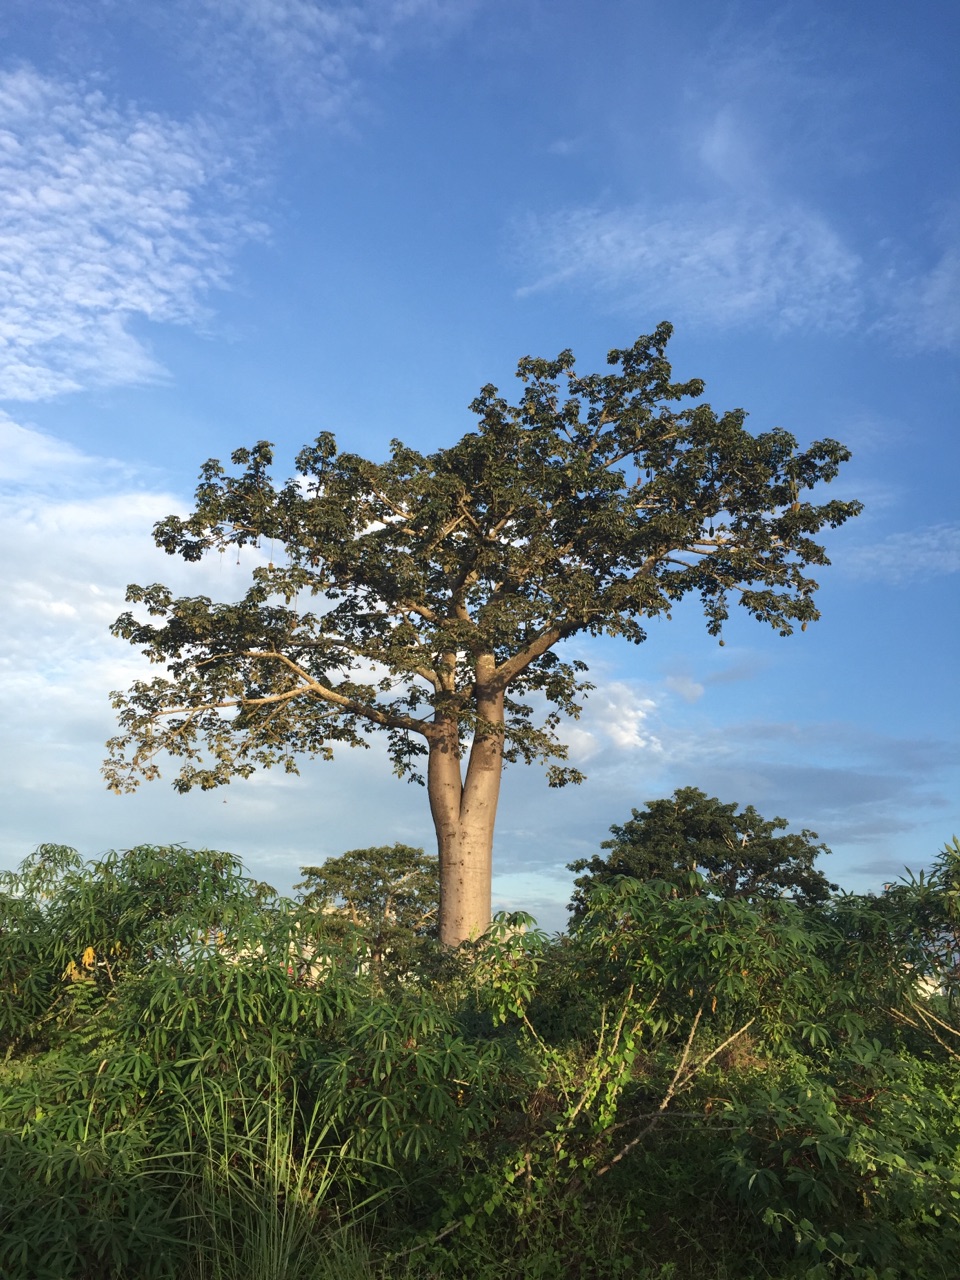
[2,834,959,1279]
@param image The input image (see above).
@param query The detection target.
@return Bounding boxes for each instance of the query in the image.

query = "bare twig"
[594,1005,702,1177]
[594,1012,756,1177]
[890,1004,960,1062]
[907,998,960,1039]
[675,1017,757,1092]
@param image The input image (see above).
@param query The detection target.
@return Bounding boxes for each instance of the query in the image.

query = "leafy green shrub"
[720,1043,960,1277]
[0,1117,183,1280]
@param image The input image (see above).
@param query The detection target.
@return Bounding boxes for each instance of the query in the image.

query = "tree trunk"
[428,687,505,947]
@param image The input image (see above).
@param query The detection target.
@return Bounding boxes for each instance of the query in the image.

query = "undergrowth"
[3,841,960,1279]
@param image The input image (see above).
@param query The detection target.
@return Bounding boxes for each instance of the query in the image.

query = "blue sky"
[1,0,957,930]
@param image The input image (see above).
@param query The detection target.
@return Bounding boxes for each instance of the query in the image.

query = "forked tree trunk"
[428,687,505,947]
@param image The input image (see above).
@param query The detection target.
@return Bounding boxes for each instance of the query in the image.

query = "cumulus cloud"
[0,416,349,880]
[642,719,954,851]
[538,689,955,858]
[0,416,272,690]
[564,681,661,761]
[515,199,863,334]
[0,422,181,685]
[0,453,432,908]
[0,66,262,402]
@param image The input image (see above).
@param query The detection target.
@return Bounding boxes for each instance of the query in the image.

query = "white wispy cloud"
[515,199,863,334]
[842,524,960,584]
[908,245,960,351]
[201,0,476,58]
[515,21,958,352]
[664,674,705,704]
[514,192,960,353]
[684,20,873,190]
[5,0,482,128]
[180,0,480,121]
[877,241,960,354]
[0,65,262,402]
[0,411,102,483]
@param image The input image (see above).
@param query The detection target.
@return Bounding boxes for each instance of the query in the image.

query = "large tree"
[568,786,838,923]
[104,323,861,944]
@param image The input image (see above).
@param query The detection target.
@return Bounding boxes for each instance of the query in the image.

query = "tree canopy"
[568,786,838,921]
[104,323,862,943]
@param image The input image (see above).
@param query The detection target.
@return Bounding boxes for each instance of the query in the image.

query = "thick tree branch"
[238,650,433,738]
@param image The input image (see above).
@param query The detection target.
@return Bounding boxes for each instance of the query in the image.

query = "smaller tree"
[881,836,960,1005]
[296,843,439,972]
[569,786,836,922]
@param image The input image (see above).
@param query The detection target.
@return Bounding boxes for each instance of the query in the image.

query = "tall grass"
[161,1056,392,1280]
